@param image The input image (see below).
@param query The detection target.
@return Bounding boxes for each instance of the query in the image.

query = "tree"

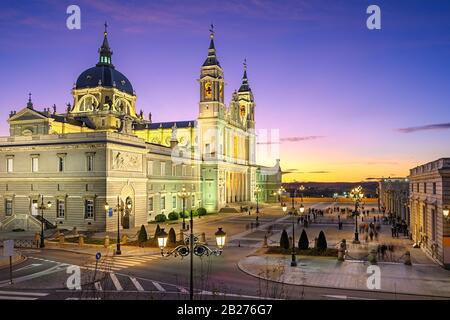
[280,229,290,250]
[138,225,148,247]
[196,207,207,217]
[298,229,309,250]
[316,230,328,251]
[168,228,176,246]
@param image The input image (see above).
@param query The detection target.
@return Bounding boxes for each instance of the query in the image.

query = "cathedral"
[0,26,281,232]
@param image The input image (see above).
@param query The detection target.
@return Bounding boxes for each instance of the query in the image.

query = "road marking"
[322,295,377,300]
[177,286,188,294]
[0,296,39,300]
[109,273,123,291]
[130,277,144,292]
[14,263,42,272]
[152,281,165,292]
[94,282,103,291]
[0,290,48,297]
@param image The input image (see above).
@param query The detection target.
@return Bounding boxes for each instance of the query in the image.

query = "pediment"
[8,108,48,122]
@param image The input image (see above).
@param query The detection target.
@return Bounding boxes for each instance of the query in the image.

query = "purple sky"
[1,0,450,182]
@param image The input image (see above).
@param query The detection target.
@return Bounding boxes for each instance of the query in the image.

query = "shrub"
[298,229,309,250]
[168,211,179,221]
[168,228,176,246]
[280,229,290,249]
[196,207,207,217]
[154,224,161,239]
[316,230,328,251]
[138,225,148,246]
[155,214,167,223]
[179,211,188,219]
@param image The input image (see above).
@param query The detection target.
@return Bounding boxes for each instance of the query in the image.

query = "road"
[0,202,446,300]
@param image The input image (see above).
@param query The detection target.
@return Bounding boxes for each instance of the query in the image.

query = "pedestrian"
[369,230,374,241]
[391,225,395,237]
[297,217,300,224]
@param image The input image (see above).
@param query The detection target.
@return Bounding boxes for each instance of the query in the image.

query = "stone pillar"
[78,235,84,247]
[59,234,65,246]
[104,235,110,248]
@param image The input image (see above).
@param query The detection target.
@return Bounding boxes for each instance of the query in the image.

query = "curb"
[42,246,160,257]
[0,254,27,271]
[236,259,450,299]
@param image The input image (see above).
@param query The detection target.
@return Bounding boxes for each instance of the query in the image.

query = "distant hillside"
[282,182,378,198]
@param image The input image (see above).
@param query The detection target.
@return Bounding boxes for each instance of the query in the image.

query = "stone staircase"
[0,214,42,232]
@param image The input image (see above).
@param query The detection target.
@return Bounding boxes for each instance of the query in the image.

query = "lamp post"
[350,186,364,244]
[254,185,262,213]
[274,186,286,205]
[158,209,226,301]
[178,185,191,230]
[105,196,129,255]
[34,195,52,248]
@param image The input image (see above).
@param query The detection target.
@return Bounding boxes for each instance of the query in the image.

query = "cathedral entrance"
[122,196,134,229]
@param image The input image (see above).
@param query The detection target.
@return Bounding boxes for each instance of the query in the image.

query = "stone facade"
[378,178,410,224]
[409,158,450,269]
[0,27,281,232]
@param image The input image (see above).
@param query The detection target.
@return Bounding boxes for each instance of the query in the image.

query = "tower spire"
[239,58,251,92]
[202,24,220,67]
[97,22,113,67]
[27,92,34,109]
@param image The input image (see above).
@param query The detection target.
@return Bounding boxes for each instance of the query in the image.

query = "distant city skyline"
[1,0,450,182]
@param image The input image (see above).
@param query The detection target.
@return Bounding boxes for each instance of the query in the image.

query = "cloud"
[280,136,325,142]
[257,135,324,145]
[397,123,450,133]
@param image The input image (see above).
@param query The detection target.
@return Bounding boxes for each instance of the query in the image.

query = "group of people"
[359,221,381,242]
[390,217,409,238]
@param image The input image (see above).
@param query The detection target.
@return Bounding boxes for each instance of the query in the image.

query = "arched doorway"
[120,184,135,229]
[122,197,133,229]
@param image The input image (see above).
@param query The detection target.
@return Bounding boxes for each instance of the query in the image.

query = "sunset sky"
[1,0,450,182]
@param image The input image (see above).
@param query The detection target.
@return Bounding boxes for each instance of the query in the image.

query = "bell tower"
[198,25,225,119]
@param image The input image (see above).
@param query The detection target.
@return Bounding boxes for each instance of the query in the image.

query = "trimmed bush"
[168,211,179,221]
[138,225,148,246]
[316,230,328,251]
[154,224,161,239]
[280,229,290,250]
[154,214,167,223]
[179,211,188,219]
[298,229,309,250]
[196,207,207,217]
[168,227,176,246]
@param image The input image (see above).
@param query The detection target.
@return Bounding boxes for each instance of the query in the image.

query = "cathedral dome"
[75,23,134,96]
[76,65,134,95]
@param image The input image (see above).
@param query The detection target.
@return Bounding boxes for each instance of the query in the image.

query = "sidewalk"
[238,254,450,298]
[0,252,25,270]
[44,241,161,257]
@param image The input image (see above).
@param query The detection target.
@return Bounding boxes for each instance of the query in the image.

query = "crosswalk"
[0,290,49,300]
[83,254,161,272]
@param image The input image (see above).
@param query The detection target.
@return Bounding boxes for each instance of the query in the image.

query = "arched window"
[78,95,98,112]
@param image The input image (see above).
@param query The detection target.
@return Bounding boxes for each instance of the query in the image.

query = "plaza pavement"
[3,201,449,298]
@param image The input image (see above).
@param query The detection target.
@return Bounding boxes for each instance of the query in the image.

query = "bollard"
[201,232,207,244]
[78,235,84,247]
[368,245,377,265]
[59,234,65,246]
[263,235,268,248]
[121,234,128,245]
[337,239,346,261]
[404,250,412,266]
[104,235,110,248]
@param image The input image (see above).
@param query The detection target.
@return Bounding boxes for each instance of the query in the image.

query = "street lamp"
[104,196,126,255]
[288,207,298,267]
[34,195,52,248]
[158,209,226,300]
[254,185,262,213]
[444,206,449,220]
[178,185,191,230]
[275,186,286,205]
[350,186,364,244]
